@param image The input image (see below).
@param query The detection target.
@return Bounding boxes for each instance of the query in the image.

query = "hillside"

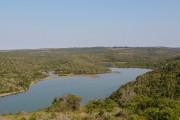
[109,57,180,120]
[0,47,180,95]
[1,56,180,120]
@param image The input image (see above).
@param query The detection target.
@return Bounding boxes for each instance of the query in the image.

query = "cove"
[0,68,151,114]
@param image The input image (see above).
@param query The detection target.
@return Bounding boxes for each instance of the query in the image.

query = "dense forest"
[1,48,180,120]
[0,47,180,95]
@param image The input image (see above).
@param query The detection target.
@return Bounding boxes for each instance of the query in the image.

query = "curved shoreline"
[0,76,51,97]
[0,68,146,97]
[0,72,110,97]
[0,68,148,97]
[0,68,151,115]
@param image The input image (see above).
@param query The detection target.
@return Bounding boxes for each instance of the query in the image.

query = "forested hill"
[109,57,180,119]
[110,57,180,102]
[0,47,180,95]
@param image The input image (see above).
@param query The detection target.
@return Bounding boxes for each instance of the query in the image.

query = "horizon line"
[0,46,179,51]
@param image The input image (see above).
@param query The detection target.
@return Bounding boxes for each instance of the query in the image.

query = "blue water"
[0,68,150,114]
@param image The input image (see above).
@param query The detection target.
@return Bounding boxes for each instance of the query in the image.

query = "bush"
[86,99,117,113]
[50,94,81,112]
[28,113,37,120]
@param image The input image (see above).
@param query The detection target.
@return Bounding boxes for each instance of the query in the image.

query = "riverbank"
[0,68,147,98]
[0,90,24,97]
[0,76,52,97]
[0,68,156,120]
[0,68,133,97]
[0,70,111,97]
[0,68,151,115]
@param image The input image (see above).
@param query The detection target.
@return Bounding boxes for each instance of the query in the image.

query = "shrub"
[86,99,117,113]
[50,94,81,112]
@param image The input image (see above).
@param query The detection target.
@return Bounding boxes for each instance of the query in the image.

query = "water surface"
[0,68,150,114]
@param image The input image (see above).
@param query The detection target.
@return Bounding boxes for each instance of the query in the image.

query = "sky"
[0,0,180,49]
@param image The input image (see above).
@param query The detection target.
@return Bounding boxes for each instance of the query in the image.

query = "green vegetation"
[2,56,180,120]
[109,57,180,120]
[0,47,110,94]
[0,47,180,95]
[86,99,118,113]
[47,94,81,112]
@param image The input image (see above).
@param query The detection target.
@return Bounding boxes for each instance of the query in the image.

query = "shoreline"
[0,68,147,97]
[0,71,111,97]
[0,76,51,97]
[0,90,25,97]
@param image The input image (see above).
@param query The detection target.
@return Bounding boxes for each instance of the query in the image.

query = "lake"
[0,68,150,114]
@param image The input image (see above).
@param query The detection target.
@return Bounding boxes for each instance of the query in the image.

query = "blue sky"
[0,0,180,49]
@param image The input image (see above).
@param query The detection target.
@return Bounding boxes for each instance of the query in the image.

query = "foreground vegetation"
[0,47,180,95]
[2,56,180,120]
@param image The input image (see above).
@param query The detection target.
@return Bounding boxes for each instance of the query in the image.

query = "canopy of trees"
[110,57,180,120]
